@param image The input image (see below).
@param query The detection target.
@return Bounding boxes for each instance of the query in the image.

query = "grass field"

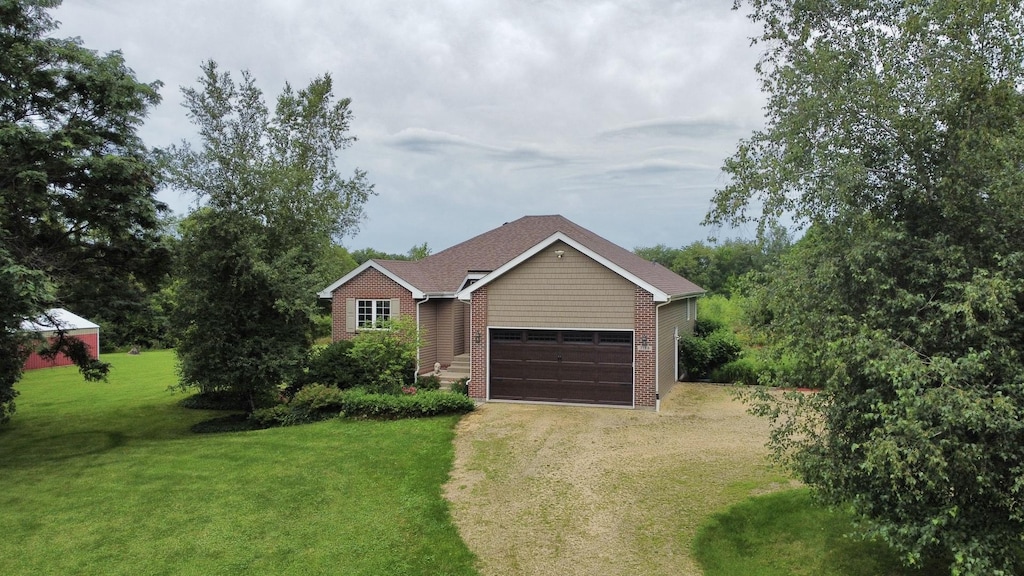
[693,489,949,576]
[0,351,478,575]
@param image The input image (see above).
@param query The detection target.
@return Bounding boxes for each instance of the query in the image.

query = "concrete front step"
[421,353,470,387]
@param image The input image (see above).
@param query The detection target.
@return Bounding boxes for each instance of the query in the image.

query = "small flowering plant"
[401,386,418,395]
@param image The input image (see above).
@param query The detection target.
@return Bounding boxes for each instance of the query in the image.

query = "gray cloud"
[53,0,766,253]
[598,117,752,141]
[387,128,568,165]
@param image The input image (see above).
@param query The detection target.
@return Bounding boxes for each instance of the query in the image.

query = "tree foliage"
[634,227,790,296]
[715,2,1024,573]
[349,242,432,265]
[167,61,373,411]
[0,0,166,421]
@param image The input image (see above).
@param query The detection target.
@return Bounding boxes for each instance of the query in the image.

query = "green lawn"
[693,489,948,576]
[0,351,478,576]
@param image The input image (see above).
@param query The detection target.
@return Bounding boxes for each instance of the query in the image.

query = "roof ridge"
[323,215,703,297]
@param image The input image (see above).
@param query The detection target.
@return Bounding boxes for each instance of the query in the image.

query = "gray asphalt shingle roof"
[371,215,704,298]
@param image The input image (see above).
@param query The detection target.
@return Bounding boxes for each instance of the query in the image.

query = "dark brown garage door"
[489,329,633,406]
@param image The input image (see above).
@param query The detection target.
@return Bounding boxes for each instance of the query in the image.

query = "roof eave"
[665,290,707,302]
[458,232,674,302]
[317,260,426,299]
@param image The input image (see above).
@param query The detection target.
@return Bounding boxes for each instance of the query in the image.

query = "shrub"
[289,383,348,422]
[694,317,726,338]
[338,388,475,420]
[680,328,742,380]
[709,356,761,385]
[706,329,742,366]
[450,377,470,396]
[246,385,475,429]
[290,340,363,394]
[348,317,420,395]
[248,404,293,428]
[415,374,441,391]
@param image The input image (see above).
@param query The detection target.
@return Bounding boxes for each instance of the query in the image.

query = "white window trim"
[357,299,392,329]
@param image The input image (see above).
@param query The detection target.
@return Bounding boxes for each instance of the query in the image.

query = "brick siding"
[330,268,416,340]
[634,287,657,408]
[469,286,488,400]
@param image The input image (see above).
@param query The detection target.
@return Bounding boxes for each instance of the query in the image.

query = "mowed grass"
[0,351,478,576]
[693,489,948,576]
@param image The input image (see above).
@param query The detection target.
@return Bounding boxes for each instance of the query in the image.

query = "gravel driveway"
[443,383,795,576]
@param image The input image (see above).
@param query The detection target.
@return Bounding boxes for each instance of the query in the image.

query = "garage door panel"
[557,364,602,383]
[489,329,633,405]
[558,347,594,363]
[491,381,631,405]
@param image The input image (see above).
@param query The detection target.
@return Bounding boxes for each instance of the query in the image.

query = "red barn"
[22,308,100,370]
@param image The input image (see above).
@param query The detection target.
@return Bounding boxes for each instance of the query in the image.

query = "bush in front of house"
[338,388,475,419]
[449,377,470,396]
[348,316,420,395]
[248,384,475,427]
[289,339,363,395]
[415,374,442,391]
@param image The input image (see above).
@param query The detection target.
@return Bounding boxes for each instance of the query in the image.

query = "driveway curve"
[443,383,794,576]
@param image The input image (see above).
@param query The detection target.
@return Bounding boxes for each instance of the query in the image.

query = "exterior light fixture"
[474,331,482,344]
[554,250,565,259]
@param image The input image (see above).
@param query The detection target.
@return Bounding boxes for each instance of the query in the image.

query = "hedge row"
[249,384,476,428]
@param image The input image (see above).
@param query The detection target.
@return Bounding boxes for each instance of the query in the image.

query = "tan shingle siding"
[657,298,695,398]
[488,241,634,329]
[453,301,468,356]
[418,301,438,371]
[436,299,455,366]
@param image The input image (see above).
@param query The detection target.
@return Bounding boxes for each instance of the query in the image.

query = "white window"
[357,299,392,328]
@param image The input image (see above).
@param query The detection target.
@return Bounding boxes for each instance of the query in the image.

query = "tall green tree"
[0,0,166,422]
[167,61,373,410]
[711,2,1024,574]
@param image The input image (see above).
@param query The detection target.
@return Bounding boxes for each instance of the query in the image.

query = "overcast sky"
[54,0,766,254]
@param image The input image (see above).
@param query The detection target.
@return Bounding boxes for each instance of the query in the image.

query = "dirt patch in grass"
[443,383,796,576]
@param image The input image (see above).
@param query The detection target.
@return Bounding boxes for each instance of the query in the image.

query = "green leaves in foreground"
[716,2,1024,573]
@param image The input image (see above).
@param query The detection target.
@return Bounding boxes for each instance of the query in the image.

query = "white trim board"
[318,260,425,299]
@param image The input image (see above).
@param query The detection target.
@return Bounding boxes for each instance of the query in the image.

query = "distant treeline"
[634,228,792,296]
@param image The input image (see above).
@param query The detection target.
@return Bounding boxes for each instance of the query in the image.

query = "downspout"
[415,296,430,383]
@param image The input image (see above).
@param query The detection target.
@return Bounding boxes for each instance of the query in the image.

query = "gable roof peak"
[319,214,704,299]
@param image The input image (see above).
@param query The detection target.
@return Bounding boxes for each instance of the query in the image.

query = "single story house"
[319,215,704,410]
[21,308,100,370]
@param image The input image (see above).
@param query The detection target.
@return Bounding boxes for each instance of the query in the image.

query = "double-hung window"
[357,299,391,328]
